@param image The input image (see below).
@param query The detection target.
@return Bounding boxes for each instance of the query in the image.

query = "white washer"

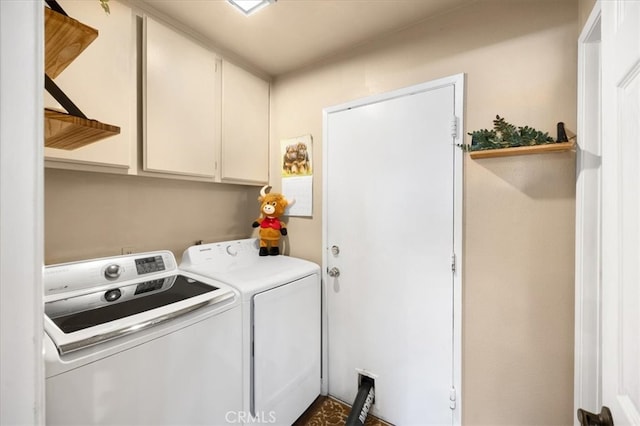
[181,238,322,426]
[44,251,242,425]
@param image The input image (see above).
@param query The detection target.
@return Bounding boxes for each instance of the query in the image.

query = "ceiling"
[135,0,476,77]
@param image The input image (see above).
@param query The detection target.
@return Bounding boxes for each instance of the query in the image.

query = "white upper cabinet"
[44,2,270,183]
[143,15,220,179]
[44,0,134,171]
[221,61,270,185]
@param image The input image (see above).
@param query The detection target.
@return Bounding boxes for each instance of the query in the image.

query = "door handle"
[577,406,614,426]
[327,267,340,278]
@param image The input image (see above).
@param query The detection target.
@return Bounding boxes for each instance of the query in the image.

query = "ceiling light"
[227,0,276,16]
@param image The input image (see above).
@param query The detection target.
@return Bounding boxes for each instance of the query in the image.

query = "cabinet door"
[44,0,133,171]
[221,61,269,184]
[143,16,219,179]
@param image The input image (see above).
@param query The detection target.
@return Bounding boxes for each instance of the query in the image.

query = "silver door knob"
[331,245,340,256]
[327,267,340,278]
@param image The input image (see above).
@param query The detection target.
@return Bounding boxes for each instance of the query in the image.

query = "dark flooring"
[293,396,392,426]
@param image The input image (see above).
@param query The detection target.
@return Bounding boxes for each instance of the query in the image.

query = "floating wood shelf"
[468,141,575,159]
[44,7,98,79]
[45,108,120,150]
[43,4,120,150]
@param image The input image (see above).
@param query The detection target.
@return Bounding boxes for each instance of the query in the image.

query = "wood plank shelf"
[468,141,575,159]
[44,4,120,150]
[45,108,120,150]
[45,7,98,79]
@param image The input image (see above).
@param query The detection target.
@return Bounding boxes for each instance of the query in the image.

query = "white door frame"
[321,73,464,424]
[0,1,45,424]
[574,2,603,420]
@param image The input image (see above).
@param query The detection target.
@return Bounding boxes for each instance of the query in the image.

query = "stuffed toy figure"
[252,185,294,256]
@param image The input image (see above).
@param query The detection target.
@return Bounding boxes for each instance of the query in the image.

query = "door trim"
[321,73,464,424]
[0,2,45,424]
[574,2,603,420]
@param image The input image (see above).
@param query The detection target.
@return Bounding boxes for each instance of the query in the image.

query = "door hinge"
[451,253,456,273]
[450,116,459,140]
[449,386,456,410]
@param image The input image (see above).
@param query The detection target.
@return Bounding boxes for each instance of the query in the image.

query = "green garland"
[463,115,555,152]
[99,0,110,14]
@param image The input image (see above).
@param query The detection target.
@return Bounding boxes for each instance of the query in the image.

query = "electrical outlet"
[121,247,135,255]
[356,368,378,385]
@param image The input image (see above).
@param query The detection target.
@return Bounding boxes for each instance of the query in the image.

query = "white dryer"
[181,238,321,426]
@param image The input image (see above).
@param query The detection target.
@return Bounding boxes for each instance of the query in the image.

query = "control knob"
[104,288,122,302]
[104,264,121,279]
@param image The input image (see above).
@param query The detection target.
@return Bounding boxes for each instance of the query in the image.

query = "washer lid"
[44,273,236,355]
[47,275,219,333]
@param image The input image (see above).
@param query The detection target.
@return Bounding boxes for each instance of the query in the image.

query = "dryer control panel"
[181,238,260,272]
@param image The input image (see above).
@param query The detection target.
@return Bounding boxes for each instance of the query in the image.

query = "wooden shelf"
[45,7,98,79]
[43,6,120,150]
[45,108,120,150]
[468,141,575,159]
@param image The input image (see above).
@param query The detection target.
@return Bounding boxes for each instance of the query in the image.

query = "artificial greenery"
[99,0,110,14]
[462,115,555,151]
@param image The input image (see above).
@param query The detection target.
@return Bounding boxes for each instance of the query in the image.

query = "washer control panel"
[135,255,166,275]
[44,251,176,299]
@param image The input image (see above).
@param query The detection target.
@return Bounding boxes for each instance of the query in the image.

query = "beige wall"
[271,0,577,424]
[45,169,257,264]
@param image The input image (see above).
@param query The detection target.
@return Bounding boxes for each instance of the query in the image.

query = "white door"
[600,0,640,424]
[323,75,463,425]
